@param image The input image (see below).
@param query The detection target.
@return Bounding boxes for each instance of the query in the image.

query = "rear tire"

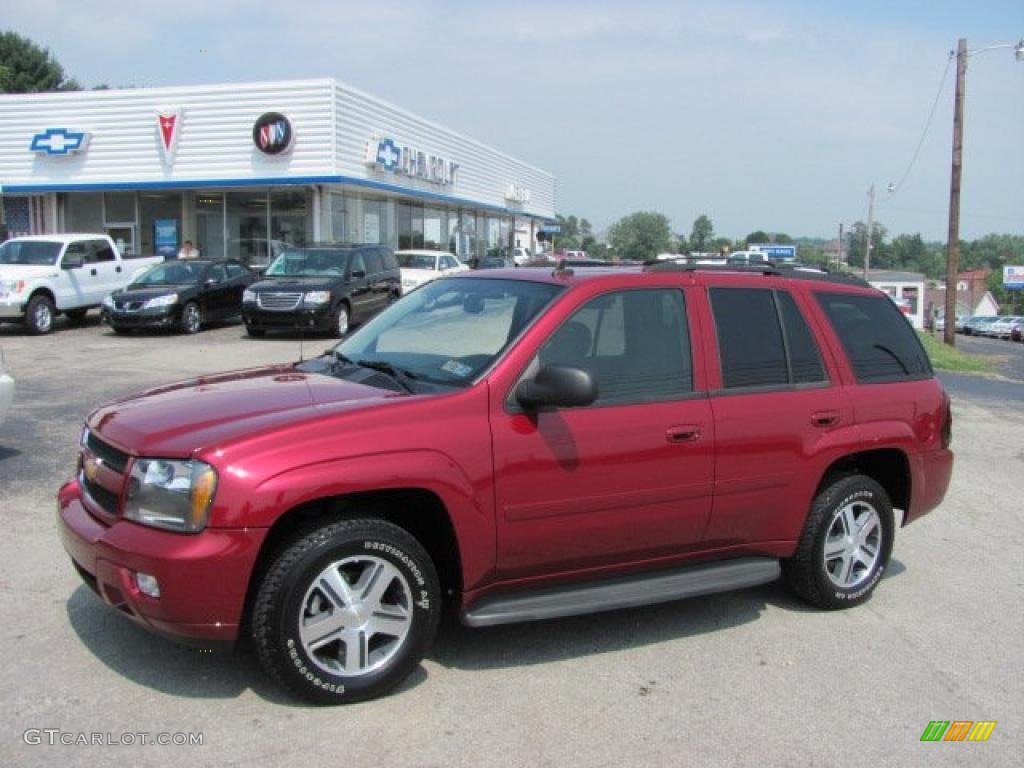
[111,325,131,335]
[251,517,441,705]
[784,474,893,610]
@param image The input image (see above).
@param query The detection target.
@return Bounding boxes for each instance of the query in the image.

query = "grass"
[917,332,995,374]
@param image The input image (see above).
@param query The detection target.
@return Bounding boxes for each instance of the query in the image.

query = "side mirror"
[515,365,597,411]
[351,269,366,280]
[62,253,84,270]
[205,278,220,287]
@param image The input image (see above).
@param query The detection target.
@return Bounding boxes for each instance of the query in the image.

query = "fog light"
[135,572,161,598]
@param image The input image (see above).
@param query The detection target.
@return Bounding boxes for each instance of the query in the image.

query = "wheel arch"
[815,448,911,523]
[240,487,463,637]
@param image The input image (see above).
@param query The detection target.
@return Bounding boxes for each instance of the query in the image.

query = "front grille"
[258,292,303,310]
[85,430,129,474]
[81,471,120,516]
[114,299,145,311]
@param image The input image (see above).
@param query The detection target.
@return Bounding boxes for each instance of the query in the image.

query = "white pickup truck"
[0,234,163,334]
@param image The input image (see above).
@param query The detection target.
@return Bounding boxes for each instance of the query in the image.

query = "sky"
[3,0,1022,242]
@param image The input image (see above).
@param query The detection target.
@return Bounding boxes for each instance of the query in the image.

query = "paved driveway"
[0,317,1021,767]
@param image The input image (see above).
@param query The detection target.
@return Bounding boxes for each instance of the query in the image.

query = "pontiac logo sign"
[252,112,293,155]
[156,108,183,164]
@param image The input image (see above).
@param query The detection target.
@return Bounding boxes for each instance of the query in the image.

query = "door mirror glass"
[515,364,597,410]
[351,269,366,280]
[62,253,84,270]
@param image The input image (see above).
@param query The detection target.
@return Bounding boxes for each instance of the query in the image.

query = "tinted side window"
[777,291,827,384]
[364,250,383,275]
[65,242,89,264]
[538,289,692,405]
[226,263,247,279]
[816,292,932,382]
[710,287,788,389]
[207,264,228,283]
[91,241,116,262]
[381,250,398,271]
[349,252,367,276]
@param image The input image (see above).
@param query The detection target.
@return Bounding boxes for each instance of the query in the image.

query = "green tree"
[607,211,673,262]
[745,230,770,245]
[689,214,714,253]
[845,221,889,270]
[0,31,80,93]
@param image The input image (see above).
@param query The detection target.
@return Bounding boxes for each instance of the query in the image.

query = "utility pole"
[863,185,875,280]
[838,222,844,269]
[944,38,967,347]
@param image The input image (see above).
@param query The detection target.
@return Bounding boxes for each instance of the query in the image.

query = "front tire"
[784,474,893,610]
[24,294,55,335]
[179,301,202,334]
[331,303,350,338]
[252,518,441,705]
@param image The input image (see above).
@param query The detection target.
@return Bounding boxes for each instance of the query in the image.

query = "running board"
[461,557,781,628]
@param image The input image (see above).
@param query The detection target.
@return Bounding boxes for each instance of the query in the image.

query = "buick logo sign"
[252,112,293,155]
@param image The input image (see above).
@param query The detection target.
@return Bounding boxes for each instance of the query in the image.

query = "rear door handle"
[666,425,702,443]
[90,268,97,276]
[115,266,122,273]
[811,411,840,427]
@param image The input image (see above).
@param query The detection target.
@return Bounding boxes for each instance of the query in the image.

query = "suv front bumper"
[57,478,267,647]
[242,304,334,332]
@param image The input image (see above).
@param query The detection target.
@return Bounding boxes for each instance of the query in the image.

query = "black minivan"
[242,244,400,337]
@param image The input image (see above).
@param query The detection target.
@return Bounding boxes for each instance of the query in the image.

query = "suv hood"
[251,277,341,292]
[87,364,401,457]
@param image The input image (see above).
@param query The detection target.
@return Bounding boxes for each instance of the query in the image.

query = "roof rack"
[643,259,870,287]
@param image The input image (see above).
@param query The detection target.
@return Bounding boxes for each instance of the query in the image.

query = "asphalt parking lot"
[1,316,1021,767]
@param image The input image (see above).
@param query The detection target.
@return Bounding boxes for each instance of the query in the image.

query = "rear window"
[816,292,932,383]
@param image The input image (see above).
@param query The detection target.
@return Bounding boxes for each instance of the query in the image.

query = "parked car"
[1011,322,1023,342]
[478,254,517,269]
[102,259,256,335]
[59,262,953,704]
[0,234,163,334]
[396,250,469,293]
[986,315,1023,339]
[242,244,399,337]
[0,349,13,428]
[961,315,997,335]
[226,238,289,275]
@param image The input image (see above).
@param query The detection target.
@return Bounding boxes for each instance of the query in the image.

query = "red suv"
[58,262,953,703]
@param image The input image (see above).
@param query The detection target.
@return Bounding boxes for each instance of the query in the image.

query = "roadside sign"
[538,224,561,234]
[750,243,797,260]
[1003,265,1024,289]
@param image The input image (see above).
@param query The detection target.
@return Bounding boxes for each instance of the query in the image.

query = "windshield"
[333,278,562,388]
[0,240,62,266]
[265,248,350,278]
[132,261,204,286]
[397,253,438,270]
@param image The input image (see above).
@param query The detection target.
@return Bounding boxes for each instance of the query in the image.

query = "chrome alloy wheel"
[181,302,201,334]
[823,500,882,589]
[299,556,413,678]
[335,305,350,336]
[32,301,53,333]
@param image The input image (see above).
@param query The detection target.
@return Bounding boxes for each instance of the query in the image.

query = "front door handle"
[115,266,122,273]
[666,425,702,443]
[811,411,840,427]
[90,268,97,276]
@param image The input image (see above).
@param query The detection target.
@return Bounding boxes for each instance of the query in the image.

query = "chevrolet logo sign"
[30,128,91,156]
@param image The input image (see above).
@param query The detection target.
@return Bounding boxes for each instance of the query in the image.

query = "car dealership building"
[0,79,555,264]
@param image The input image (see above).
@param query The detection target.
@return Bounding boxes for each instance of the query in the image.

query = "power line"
[883,50,956,202]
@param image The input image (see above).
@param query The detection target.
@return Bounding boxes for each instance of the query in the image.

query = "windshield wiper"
[352,359,419,393]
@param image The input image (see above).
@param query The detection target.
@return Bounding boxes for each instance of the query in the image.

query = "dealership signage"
[750,243,797,261]
[366,136,459,186]
[252,112,294,155]
[156,108,183,164]
[1004,265,1024,290]
[29,128,91,156]
[505,184,531,204]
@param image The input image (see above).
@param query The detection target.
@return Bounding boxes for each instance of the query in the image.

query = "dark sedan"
[101,259,256,334]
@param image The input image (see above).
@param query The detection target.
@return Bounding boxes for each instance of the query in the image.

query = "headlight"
[143,293,178,309]
[102,295,115,309]
[0,279,26,295]
[303,291,331,305]
[243,288,256,303]
[124,458,218,533]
